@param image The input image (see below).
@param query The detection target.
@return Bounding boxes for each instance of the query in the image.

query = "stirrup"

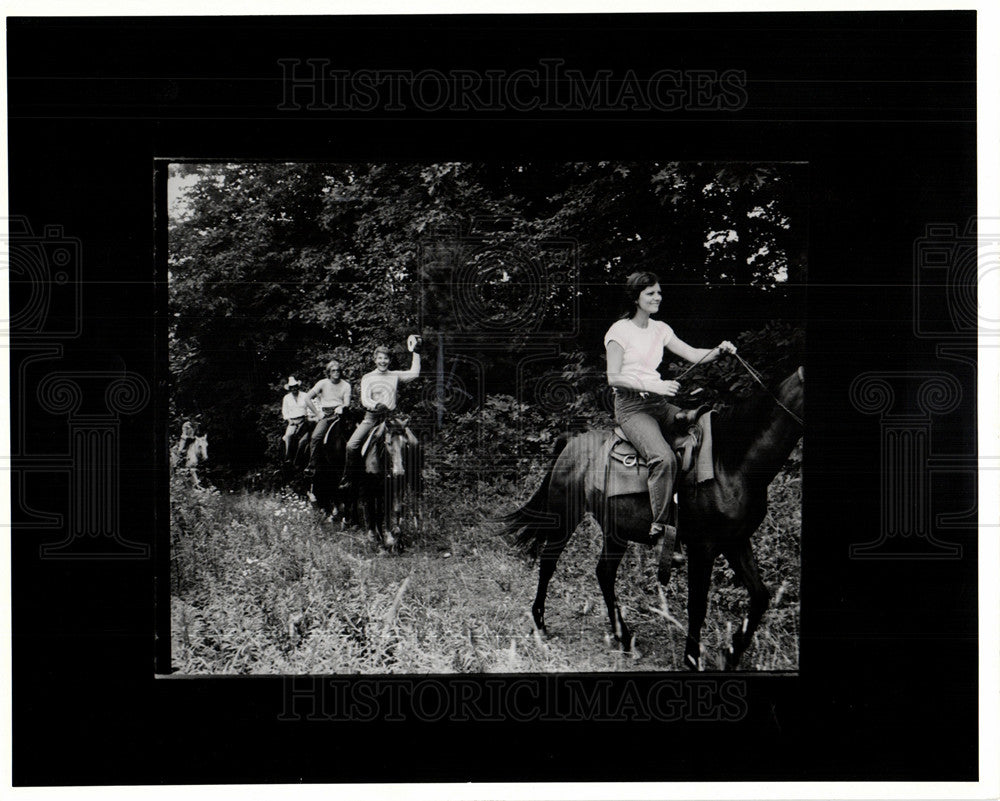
[650,523,677,546]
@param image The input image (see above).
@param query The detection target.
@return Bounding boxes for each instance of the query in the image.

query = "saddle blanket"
[591,410,716,500]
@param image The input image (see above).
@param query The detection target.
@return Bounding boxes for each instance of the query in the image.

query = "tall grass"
[169,450,800,674]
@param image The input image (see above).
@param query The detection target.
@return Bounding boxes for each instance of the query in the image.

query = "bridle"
[732,354,804,427]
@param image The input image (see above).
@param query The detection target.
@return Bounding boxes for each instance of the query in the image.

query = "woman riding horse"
[604,271,736,546]
[498,363,804,669]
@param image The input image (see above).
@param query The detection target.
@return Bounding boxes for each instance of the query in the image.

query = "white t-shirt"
[282,391,312,420]
[360,361,420,411]
[604,318,675,389]
[308,378,351,411]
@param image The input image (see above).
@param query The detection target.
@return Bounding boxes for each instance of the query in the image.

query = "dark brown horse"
[498,366,803,670]
[287,419,315,470]
[309,408,360,525]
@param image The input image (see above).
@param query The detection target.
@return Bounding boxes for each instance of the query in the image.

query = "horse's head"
[383,416,417,478]
[778,367,805,423]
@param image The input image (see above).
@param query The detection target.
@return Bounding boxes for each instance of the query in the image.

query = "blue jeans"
[308,409,340,468]
[341,411,381,480]
[614,390,681,526]
[346,411,380,454]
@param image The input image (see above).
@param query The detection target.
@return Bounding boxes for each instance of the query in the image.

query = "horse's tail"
[494,434,570,558]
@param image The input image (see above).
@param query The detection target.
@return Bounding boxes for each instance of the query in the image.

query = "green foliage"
[668,320,805,409]
[168,160,805,674]
[170,454,800,674]
[169,161,805,471]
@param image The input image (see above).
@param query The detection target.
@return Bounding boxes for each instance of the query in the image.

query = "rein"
[732,353,804,426]
[673,348,714,380]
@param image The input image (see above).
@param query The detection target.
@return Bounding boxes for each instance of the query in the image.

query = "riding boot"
[667,500,684,566]
[650,522,678,552]
[339,450,359,490]
[651,508,684,571]
[655,523,683,585]
[304,438,320,477]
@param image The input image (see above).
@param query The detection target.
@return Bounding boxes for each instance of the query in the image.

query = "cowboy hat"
[284,376,302,390]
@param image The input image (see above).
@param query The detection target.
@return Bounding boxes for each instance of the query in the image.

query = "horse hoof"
[684,653,702,671]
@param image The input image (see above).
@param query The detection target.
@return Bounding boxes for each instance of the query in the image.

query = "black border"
[9,12,978,785]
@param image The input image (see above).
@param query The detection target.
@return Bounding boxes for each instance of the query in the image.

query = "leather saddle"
[610,404,713,474]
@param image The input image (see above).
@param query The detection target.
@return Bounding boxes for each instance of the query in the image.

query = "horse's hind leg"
[531,537,568,636]
[595,534,632,651]
[723,539,770,670]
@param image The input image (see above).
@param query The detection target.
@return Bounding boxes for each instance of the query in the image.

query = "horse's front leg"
[596,533,632,651]
[385,476,405,547]
[383,477,402,550]
[361,482,379,545]
[683,543,714,670]
[723,539,770,670]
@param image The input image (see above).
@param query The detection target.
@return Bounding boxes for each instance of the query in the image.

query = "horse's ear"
[797,366,805,382]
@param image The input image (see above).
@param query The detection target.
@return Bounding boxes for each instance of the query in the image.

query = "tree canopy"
[168,160,805,469]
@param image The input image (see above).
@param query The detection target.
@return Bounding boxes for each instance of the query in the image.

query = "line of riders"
[175,273,808,667]
[180,271,738,552]
[278,272,736,545]
[280,334,423,493]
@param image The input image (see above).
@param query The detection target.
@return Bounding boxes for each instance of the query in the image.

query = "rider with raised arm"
[338,336,421,490]
[604,271,737,544]
[303,360,350,476]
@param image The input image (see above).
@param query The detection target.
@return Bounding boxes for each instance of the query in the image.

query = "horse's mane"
[711,384,782,473]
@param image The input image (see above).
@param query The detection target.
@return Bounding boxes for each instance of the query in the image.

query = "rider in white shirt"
[303,361,351,475]
[604,271,736,544]
[281,377,319,461]
[338,337,421,489]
